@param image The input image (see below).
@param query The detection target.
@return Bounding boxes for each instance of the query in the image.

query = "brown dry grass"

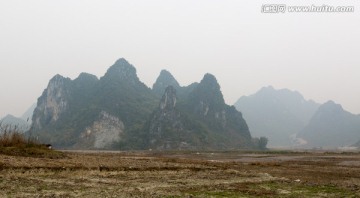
[1,150,360,197]
[0,125,65,159]
[0,125,32,147]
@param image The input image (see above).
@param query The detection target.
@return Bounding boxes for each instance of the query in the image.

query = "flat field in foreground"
[1,150,360,197]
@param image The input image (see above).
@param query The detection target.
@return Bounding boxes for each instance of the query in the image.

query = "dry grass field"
[1,150,360,197]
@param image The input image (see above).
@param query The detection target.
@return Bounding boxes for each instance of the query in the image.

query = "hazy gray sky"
[1,0,359,119]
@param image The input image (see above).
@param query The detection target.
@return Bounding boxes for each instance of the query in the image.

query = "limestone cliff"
[29,58,256,150]
[29,58,158,149]
[184,73,253,148]
[148,86,199,150]
[31,74,71,131]
[76,111,125,149]
[147,73,254,150]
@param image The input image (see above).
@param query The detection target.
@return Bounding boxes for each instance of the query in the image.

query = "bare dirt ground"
[1,150,360,197]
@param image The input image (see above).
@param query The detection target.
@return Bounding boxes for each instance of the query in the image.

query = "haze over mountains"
[21,103,36,123]
[0,114,30,132]
[28,58,258,150]
[235,86,360,148]
[297,101,360,148]
[3,58,359,150]
[0,104,36,132]
[234,86,320,147]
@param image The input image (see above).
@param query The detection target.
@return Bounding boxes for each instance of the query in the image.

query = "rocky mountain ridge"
[29,58,259,150]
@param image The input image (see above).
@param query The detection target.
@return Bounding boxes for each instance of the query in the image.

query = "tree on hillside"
[253,136,268,150]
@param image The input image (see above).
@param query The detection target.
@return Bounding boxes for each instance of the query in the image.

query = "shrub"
[252,136,268,150]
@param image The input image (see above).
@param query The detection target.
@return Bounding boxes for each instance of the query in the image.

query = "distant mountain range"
[0,104,35,132]
[296,101,360,148]
[0,114,30,132]
[235,86,360,148]
[234,86,320,147]
[7,58,358,150]
[28,58,259,150]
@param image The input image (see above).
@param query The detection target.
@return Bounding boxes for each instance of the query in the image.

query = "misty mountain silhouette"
[28,58,259,150]
[234,86,319,147]
[297,101,360,148]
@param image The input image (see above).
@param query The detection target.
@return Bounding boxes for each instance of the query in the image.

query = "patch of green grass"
[0,145,66,159]
[186,181,357,198]
[297,184,355,197]
[0,141,66,159]
[257,181,357,197]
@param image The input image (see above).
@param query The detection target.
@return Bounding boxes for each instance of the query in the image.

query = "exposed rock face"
[31,75,71,131]
[186,73,253,147]
[29,58,256,150]
[43,75,69,122]
[147,73,254,150]
[29,58,158,149]
[188,73,225,119]
[148,86,187,149]
[78,111,124,149]
[159,86,177,110]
